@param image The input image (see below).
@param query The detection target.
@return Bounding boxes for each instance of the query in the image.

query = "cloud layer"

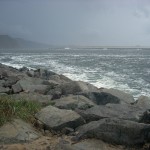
[0,0,150,46]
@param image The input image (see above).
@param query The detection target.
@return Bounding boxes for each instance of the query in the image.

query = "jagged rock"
[0,86,11,94]
[35,105,85,131]
[80,92,121,105]
[19,66,29,72]
[75,118,150,146]
[49,74,72,84]
[4,76,19,87]
[134,96,150,110]
[48,87,62,100]
[26,70,35,77]
[60,81,98,95]
[81,104,145,122]
[34,68,56,79]
[0,119,41,144]
[139,110,150,124]
[54,95,96,110]
[0,63,24,77]
[12,83,23,93]
[55,139,124,150]
[101,88,135,104]
[17,77,53,94]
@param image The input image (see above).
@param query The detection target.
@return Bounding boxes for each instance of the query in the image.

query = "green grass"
[0,95,41,126]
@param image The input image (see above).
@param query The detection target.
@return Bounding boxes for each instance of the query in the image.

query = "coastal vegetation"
[0,95,41,126]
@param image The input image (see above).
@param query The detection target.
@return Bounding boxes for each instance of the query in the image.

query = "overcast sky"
[0,0,150,46]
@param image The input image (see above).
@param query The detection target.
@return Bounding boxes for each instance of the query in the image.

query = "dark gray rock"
[139,110,150,124]
[75,118,150,146]
[34,68,56,79]
[12,83,23,93]
[35,105,85,132]
[134,96,150,110]
[17,77,52,94]
[54,95,96,110]
[80,92,121,105]
[4,76,19,87]
[48,87,62,100]
[0,86,11,94]
[26,70,35,77]
[0,63,25,78]
[101,88,135,104]
[60,81,99,95]
[49,74,72,84]
[0,119,41,144]
[81,104,144,123]
[19,66,29,72]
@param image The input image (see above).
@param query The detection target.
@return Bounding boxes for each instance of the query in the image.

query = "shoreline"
[0,62,145,99]
[0,63,150,149]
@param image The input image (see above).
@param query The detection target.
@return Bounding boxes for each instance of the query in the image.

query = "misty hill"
[0,35,19,48]
[0,35,50,49]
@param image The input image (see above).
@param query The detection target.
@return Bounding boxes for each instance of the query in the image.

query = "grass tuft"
[0,95,41,126]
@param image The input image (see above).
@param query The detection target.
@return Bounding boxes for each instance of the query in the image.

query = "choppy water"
[0,47,150,98]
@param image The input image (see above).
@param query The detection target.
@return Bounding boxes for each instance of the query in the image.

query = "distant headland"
[0,35,50,49]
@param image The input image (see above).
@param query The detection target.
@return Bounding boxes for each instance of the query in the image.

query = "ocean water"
[0,47,150,99]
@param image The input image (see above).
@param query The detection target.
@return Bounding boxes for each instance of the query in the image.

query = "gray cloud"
[0,0,150,46]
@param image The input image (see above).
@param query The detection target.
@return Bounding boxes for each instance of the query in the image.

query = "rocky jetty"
[0,63,150,150]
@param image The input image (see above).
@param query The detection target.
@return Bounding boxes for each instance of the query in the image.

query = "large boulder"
[0,119,41,144]
[4,76,19,87]
[35,105,85,132]
[101,88,135,104]
[55,139,124,150]
[49,74,72,84]
[75,118,150,146]
[0,63,25,77]
[17,77,53,94]
[81,104,145,123]
[60,81,99,95]
[134,95,150,110]
[12,83,23,94]
[80,92,121,105]
[54,95,96,110]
